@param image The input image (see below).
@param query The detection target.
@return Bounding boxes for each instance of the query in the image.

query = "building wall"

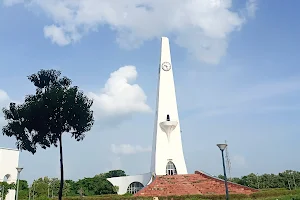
[107,173,152,195]
[0,148,20,200]
[150,37,188,176]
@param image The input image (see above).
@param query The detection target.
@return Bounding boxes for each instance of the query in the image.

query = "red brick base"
[135,171,258,197]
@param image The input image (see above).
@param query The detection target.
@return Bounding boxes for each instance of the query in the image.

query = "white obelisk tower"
[150,37,188,176]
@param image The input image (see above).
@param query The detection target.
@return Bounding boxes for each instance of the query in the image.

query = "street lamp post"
[217,144,229,200]
[15,167,23,200]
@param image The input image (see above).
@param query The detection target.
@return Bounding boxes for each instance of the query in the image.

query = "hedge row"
[251,189,300,198]
[60,189,300,200]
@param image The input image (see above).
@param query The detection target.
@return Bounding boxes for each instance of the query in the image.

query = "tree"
[217,175,225,180]
[65,180,77,196]
[104,170,126,178]
[113,185,119,193]
[14,180,29,200]
[0,182,15,200]
[74,175,116,196]
[33,177,50,197]
[217,170,300,190]
[2,69,94,200]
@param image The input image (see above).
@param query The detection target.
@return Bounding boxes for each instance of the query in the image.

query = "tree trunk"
[58,134,64,200]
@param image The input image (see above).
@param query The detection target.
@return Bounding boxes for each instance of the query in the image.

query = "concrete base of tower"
[107,172,152,195]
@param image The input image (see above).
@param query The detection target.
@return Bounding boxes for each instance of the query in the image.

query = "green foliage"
[23,177,72,200]
[19,180,29,191]
[217,170,300,190]
[2,69,94,153]
[17,190,28,200]
[113,185,119,193]
[17,170,125,200]
[33,177,51,197]
[217,174,224,180]
[104,170,126,178]
[2,69,94,200]
[17,180,29,200]
[73,174,116,196]
[0,182,15,200]
[250,188,300,198]
[63,170,126,196]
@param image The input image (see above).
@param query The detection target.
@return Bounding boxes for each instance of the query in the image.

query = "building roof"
[134,171,258,197]
[0,147,19,151]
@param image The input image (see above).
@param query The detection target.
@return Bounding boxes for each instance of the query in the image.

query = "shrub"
[250,189,300,199]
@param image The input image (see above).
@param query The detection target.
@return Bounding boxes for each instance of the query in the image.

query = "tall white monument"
[150,37,187,176]
[0,147,20,200]
[107,37,187,194]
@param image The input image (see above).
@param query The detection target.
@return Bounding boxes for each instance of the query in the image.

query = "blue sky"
[0,0,300,184]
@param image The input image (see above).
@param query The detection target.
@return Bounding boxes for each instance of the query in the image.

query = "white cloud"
[0,89,11,126]
[0,65,150,126]
[3,0,258,64]
[88,65,151,122]
[246,0,258,18]
[0,90,10,103]
[44,25,72,46]
[111,144,151,155]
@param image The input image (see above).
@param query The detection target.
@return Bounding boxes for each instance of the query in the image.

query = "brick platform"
[134,171,258,197]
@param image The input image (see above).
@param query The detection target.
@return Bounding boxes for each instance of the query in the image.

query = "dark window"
[166,114,170,121]
[166,161,177,175]
[127,182,144,194]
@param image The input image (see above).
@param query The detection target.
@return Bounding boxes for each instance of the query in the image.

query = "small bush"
[250,189,300,199]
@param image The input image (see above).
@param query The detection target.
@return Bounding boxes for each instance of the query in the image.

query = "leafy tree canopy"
[2,69,94,200]
[2,69,94,153]
[218,170,300,190]
[104,170,126,178]
[19,170,126,199]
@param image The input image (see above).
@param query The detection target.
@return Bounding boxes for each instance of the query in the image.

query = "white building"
[107,37,187,195]
[0,148,20,200]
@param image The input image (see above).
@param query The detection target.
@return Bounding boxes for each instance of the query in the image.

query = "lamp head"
[16,167,23,173]
[217,144,227,151]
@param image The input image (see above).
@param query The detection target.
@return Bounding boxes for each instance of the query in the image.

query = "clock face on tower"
[161,62,172,71]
